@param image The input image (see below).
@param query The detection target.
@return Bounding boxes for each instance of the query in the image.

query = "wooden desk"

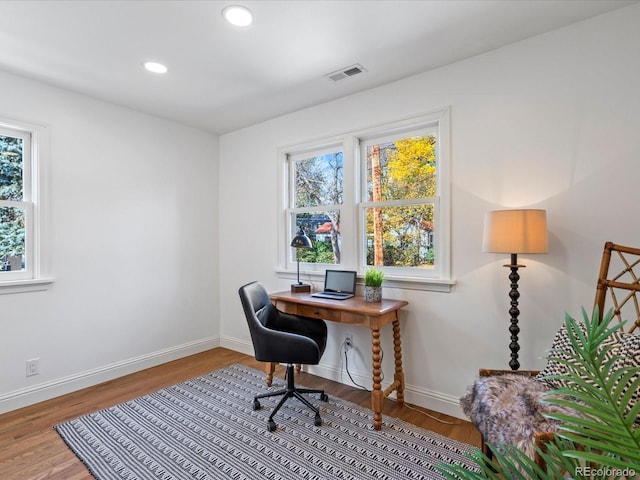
[269,291,409,430]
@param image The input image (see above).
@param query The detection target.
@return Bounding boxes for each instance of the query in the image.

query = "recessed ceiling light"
[222,5,253,27]
[144,61,168,74]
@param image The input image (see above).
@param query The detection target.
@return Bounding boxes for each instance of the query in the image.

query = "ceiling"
[0,0,636,134]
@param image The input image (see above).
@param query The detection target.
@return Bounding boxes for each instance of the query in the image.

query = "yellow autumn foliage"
[385,136,436,199]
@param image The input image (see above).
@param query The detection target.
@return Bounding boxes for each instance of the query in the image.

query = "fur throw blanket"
[460,374,578,458]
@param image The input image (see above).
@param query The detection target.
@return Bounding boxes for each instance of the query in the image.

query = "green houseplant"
[364,268,384,302]
[436,307,640,479]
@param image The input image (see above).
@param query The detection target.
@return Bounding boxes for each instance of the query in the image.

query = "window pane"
[0,135,24,201]
[292,211,341,264]
[295,151,343,208]
[366,135,436,202]
[365,205,434,268]
[0,206,26,272]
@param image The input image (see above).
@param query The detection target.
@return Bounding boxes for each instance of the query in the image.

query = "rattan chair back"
[594,241,640,334]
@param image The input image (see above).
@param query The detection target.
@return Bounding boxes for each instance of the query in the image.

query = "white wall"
[219,4,640,418]
[0,71,220,412]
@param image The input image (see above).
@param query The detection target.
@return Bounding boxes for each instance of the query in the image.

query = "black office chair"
[238,281,329,432]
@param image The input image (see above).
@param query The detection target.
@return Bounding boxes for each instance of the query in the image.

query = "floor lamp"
[482,209,548,370]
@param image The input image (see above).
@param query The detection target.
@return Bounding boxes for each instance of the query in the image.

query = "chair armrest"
[253,323,321,364]
[274,311,327,338]
[534,431,556,470]
[479,368,541,377]
[534,431,556,445]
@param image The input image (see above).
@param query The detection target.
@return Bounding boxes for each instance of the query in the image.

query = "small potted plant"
[364,268,384,302]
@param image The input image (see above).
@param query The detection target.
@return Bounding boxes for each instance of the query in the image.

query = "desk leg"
[393,318,405,404]
[371,327,383,430]
[265,362,275,387]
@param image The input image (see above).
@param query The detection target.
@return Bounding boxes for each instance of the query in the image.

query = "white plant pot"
[364,285,382,302]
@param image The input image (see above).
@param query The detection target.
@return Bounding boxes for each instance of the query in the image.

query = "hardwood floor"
[0,348,481,479]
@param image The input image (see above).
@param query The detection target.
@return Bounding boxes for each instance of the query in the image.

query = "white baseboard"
[402,383,466,420]
[219,335,254,356]
[0,336,220,414]
[307,362,465,419]
[221,336,467,421]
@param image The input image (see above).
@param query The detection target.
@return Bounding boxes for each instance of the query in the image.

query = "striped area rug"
[55,364,479,479]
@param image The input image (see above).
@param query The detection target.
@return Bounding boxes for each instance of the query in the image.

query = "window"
[361,127,439,275]
[0,118,50,291]
[287,145,344,267]
[280,109,452,290]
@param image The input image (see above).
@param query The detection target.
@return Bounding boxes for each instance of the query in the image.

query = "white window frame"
[277,109,454,292]
[286,142,346,272]
[0,117,53,294]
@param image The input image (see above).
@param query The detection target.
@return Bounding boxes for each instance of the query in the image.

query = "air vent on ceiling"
[325,63,367,82]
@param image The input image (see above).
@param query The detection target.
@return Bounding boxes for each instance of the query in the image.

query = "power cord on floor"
[342,341,466,425]
[389,398,466,425]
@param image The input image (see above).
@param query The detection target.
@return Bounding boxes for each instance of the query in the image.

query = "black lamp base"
[504,253,525,370]
[291,283,311,293]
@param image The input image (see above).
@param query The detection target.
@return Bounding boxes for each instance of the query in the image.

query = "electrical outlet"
[26,358,40,377]
[344,333,353,350]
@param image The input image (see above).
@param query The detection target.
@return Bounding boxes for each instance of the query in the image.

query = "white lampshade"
[482,209,548,254]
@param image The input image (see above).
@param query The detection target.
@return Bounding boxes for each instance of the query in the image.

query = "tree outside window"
[281,109,451,285]
[290,150,343,265]
[364,134,437,269]
[0,134,26,272]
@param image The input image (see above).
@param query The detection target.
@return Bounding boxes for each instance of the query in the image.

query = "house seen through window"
[283,110,451,284]
[363,133,437,269]
[291,148,343,265]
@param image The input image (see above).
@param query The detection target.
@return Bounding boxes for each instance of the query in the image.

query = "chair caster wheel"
[267,420,277,432]
[314,414,322,427]
[252,400,261,410]
[320,393,328,402]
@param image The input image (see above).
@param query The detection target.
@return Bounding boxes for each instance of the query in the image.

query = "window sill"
[275,270,455,293]
[0,277,56,295]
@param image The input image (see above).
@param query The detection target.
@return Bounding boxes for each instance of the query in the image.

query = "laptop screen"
[324,270,357,294]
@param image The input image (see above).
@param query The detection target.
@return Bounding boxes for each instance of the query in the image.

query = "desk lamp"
[483,209,548,370]
[291,227,312,293]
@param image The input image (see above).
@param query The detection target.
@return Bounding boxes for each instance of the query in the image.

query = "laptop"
[311,270,357,300]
